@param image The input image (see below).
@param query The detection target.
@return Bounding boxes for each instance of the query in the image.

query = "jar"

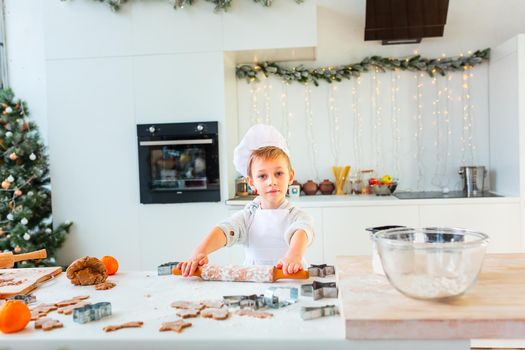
[319,179,335,195]
[302,180,319,196]
[359,169,375,195]
[235,177,249,197]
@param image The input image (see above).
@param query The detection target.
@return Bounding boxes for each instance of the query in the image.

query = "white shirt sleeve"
[216,201,257,247]
[283,207,315,246]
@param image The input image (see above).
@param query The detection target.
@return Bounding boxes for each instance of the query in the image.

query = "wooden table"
[336,253,525,349]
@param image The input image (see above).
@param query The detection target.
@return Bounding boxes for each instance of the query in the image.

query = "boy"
[177,124,314,277]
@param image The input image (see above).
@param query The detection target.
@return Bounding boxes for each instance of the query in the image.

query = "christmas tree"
[0,88,72,267]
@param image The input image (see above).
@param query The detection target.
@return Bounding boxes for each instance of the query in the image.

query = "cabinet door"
[419,203,522,253]
[323,206,420,265]
[301,208,324,265]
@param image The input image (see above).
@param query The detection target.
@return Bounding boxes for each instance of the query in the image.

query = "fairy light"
[280,80,293,145]
[250,82,262,124]
[263,77,272,124]
[390,70,401,179]
[328,84,341,165]
[372,68,383,174]
[352,77,363,170]
[461,66,475,165]
[414,73,424,190]
[304,82,320,180]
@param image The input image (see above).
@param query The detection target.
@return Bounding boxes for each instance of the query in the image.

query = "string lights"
[304,83,320,180]
[351,77,363,170]
[414,73,424,190]
[390,70,401,178]
[328,84,341,165]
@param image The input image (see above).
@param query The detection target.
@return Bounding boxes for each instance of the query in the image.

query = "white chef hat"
[233,124,290,177]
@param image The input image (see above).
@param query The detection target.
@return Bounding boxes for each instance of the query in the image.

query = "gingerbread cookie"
[95,281,116,290]
[66,256,107,286]
[170,301,204,310]
[31,304,58,320]
[103,321,144,332]
[201,308,229,320]
[35,317,63,331]
[175,308,200,319]
[201,300,224,309]
[235,309,273,319]
[55,295,90,308]
[58,301,91,315]
[159,320,192,333]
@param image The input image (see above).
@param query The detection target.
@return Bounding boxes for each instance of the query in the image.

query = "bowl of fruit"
[370,175,397,196]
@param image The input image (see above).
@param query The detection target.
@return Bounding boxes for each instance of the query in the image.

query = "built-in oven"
[137,121,220,204]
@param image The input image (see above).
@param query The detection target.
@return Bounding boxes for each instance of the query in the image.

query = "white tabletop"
[0,270,476,350]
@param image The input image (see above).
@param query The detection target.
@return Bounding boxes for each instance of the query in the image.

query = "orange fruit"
[0,300,31,333]
[101,255,119,275]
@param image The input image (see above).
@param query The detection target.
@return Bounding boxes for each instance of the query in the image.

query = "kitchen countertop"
[0,266,488,350]
[225,193,519,207]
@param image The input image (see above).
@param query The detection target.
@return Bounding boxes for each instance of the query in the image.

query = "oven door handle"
[139,139,213,146]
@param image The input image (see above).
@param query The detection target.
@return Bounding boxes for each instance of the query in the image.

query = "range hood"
[365,0,449,45]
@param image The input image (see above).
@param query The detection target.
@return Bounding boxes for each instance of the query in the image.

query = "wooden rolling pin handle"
[13,249,47,263]
[273,268,309,281]
[172,266,202,278]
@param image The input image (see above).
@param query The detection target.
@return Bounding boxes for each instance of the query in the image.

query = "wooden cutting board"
[0,266,62,298]
[336,253,525,340]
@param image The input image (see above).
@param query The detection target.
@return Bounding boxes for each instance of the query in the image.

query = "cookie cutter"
[301,281,338,300]
[223,294,266,310]
[307,264,335,277]
[263,287,299,308]
[301,305,339,320]
[8,294,36,304]
[73,302,112,324]
[158,261,179,276]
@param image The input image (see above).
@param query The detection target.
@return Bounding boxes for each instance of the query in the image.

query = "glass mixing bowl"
[373,227,489,300]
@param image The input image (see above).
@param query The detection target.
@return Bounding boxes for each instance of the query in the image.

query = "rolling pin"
[172,264,309,283]
[0,249,47,268]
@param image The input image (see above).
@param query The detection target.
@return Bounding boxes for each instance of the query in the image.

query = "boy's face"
[248,156,294,208]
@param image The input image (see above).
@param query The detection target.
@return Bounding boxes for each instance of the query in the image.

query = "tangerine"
[101,255,119,275]
[0,300,31,333]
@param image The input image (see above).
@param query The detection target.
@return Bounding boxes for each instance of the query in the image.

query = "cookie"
[30,304,58,320]
[95,281,116,290]
[201,300,224,309]
[55,296,90,308]
[170,301,204,310]
[175,308,200,319]
[201,307,229,320]
[35,317,63,331]
[58,301,91,315]
[103,321,144,332]
[159,320,192,333]
[235,309,273,319]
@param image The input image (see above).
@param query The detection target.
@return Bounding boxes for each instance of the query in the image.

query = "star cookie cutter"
[223,294,266,310]
[307,264,335,277]
[8,294,36,304]
[301,281,338,300]
[263,287,299,309]
[301,305,339,320]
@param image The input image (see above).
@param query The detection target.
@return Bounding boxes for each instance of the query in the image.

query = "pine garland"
[82,0,304,12]
[236,48,490,86]
[0,88,72,267]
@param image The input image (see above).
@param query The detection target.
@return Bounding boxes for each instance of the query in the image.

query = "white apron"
[243,208,290,266]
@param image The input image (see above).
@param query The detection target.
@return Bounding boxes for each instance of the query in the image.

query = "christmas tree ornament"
[9,153,17,160]
[14,189,22,197]
[45,228,52,234]
[6,214,13,221]
[1,181,10,189]
[27,191,33,197]
[14,246,21,253]
[21,218,28,225]
[0,228,4,236]
[23,233,30,241]
[4,131,12,138]
[3,106,12,114]
[29,153,36,161]
[7,175,14,182]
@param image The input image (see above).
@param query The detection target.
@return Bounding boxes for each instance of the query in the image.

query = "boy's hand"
[176,253,208,277]
[276,254,304,275]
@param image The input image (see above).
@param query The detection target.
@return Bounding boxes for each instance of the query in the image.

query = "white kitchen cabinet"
[322,205,420,265]
[419,203,522,253]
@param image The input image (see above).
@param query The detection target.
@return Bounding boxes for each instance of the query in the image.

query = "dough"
[201,308,229,320]
[30,304,58,320]
[55,295,90,307]
[95,281,116,290]
[66,257,107,286]
[175,309,200,318]
[235,309,273,319]
[34,317,63,331]
[170,301,205,310]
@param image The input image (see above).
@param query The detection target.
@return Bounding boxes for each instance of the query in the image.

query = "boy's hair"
[247,146,293,178]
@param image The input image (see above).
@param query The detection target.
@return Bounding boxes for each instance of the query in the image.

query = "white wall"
[5,0,525,268]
